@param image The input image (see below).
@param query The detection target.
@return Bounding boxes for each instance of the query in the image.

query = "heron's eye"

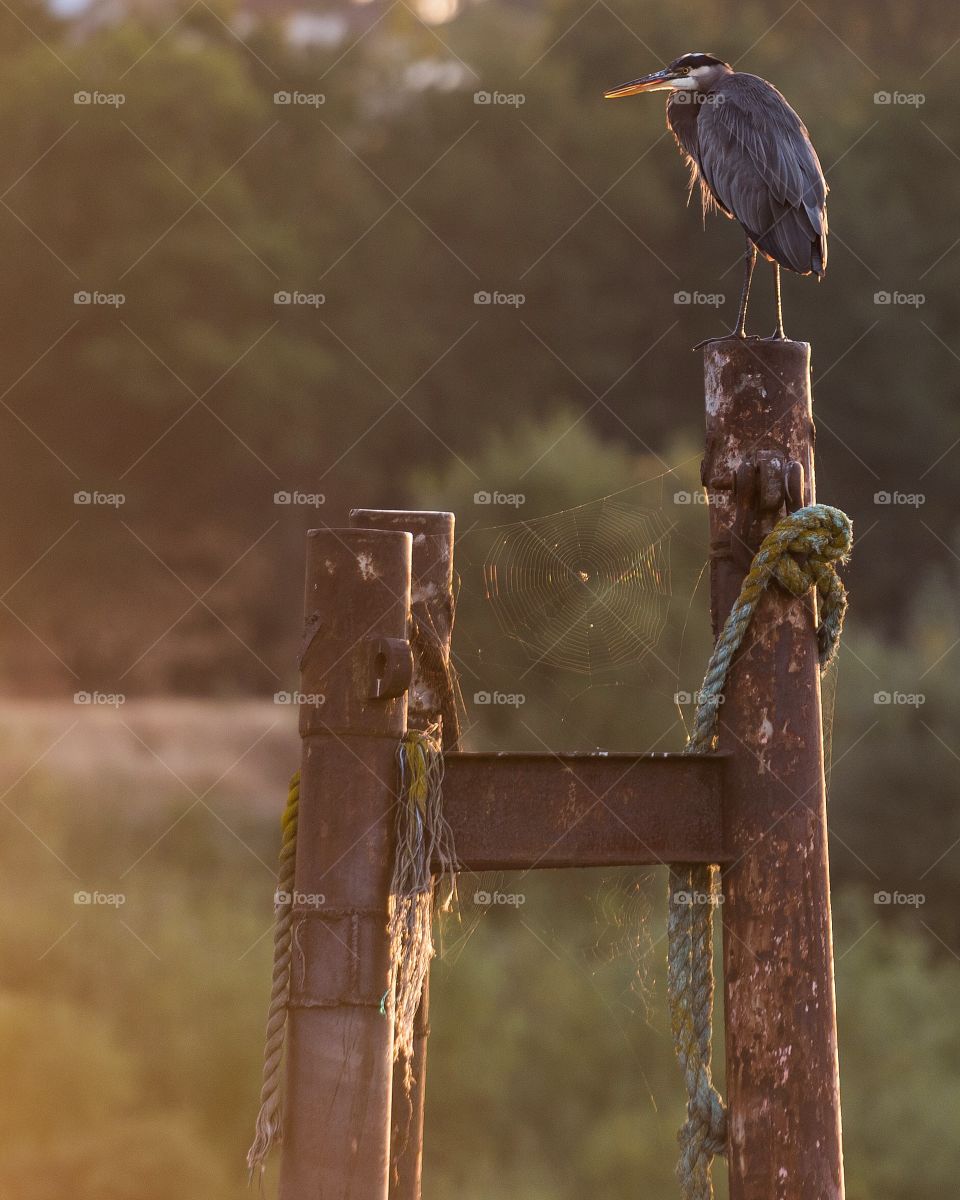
[678,67,691,75]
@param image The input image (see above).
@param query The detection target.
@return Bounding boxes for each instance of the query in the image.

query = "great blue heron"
[605,53,828,342]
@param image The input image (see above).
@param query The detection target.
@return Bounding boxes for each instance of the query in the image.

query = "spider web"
[481,499,672,674]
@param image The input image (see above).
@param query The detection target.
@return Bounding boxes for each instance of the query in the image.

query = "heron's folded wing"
[697,74,828,274]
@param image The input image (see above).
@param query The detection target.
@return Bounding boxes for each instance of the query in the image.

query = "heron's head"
[604,53,732,100]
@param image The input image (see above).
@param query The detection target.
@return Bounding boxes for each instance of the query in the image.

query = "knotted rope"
[247,769,300,1180]
[668,503,853,1200]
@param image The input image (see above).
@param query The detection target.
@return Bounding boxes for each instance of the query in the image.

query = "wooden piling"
[278,527,412,1200]
[702,340,845,1200]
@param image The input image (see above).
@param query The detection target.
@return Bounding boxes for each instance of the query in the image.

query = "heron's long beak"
[604,67,678,99]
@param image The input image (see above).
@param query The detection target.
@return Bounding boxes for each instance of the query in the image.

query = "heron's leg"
[734,240,758,337]
[763,263,787,340]
[692,239,761,349]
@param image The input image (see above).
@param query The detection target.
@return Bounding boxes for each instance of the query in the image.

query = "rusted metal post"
[702,340,845,1200]
[350,509,457,1200]
[279,527,412,1200]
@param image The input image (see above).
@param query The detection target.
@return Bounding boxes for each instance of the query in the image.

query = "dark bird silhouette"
[605,52,828,341]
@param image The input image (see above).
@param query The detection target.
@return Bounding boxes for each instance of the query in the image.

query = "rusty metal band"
[288,907,391,1010]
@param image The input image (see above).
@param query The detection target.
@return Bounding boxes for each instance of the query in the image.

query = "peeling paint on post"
[278,527,412,1200]
[702,340,845,1200]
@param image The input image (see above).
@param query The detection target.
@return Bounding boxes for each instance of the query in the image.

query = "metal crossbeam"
[438,751,729,871]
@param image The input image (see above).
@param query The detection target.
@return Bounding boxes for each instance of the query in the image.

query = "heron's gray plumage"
[667,73,828,277]
[605,52,826,339]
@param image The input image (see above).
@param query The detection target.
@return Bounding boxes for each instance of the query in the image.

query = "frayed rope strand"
[389,726,458,1080]
[667,504,852,1200]
[246,770,300,1181]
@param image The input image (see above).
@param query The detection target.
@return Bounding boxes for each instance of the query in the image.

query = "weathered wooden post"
[279,527,413,1200]
[350,508,458,1200]
[702,340,845,1200]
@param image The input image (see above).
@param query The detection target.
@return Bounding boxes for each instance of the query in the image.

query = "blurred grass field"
[0,700,957,1199]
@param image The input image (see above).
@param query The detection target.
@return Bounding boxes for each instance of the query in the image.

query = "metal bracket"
[710,451,805,567]
[367,636,413,700]
[298,620,412,702]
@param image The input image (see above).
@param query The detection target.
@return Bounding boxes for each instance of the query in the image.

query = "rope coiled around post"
[247,770,300,1180]
[668,503,853,1200]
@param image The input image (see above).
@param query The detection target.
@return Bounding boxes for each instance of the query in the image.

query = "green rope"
[668,503,853,1200]
[247,770,300,1178]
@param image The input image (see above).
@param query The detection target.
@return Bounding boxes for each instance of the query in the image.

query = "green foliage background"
[0,0,958,1195]
[1,769,959,1199]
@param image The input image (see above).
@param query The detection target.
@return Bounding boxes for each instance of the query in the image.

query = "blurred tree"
[827,555,960,948]
[836,891,960,1200]
[410,413,714,753]
[0,992,235,1199]
[0,0,957,691]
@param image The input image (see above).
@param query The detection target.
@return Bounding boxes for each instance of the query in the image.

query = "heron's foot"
[692,331,761,351]
[760,328,788,342]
